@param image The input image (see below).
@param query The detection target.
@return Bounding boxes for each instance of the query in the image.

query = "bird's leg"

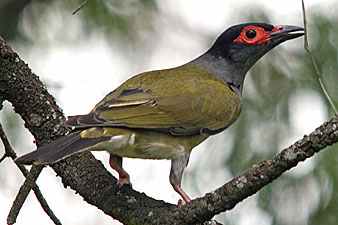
[109,154,132,187]
[169,157,191,204]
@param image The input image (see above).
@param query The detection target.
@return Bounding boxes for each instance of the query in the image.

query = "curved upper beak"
[268,25,304,42]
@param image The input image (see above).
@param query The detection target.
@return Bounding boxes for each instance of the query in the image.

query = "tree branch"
[0,36,175,224]
[301,0,338,116]
[8,165,45,224]
[1,36,337,225]
[0,123,61,225]
[72,0,90,15]
[166,117,338,224]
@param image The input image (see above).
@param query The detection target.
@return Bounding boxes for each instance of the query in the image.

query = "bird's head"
[212,23,304,69]
[193,23,304,96]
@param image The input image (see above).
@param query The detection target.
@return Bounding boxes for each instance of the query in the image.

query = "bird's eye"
[245,29,256,39]
[234,26,269,44]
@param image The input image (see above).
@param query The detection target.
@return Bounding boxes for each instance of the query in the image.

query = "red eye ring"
[234,26,271,44]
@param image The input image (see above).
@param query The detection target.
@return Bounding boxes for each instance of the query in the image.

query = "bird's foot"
[177,199,186,206]
[172,184,191,204]
[117,175,132,188]
[179,195,191,205]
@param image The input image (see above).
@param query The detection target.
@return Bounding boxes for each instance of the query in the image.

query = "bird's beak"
[268,25,304,42]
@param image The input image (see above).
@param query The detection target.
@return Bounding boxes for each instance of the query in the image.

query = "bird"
[15,23,304,203]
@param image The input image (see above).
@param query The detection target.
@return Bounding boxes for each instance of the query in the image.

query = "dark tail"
[15,131,111,165]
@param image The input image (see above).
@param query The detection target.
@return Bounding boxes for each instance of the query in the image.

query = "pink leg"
[170,177,191,203]
[169,157,191,204]
[109,154,132,188]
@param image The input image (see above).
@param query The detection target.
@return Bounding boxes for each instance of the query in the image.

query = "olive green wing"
[66,65,242,135]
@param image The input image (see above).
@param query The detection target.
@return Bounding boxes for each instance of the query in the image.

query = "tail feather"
[15,131,111,165]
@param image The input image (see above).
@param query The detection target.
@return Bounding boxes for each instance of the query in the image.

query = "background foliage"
[0,0,337,224]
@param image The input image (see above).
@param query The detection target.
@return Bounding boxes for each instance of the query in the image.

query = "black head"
[193,23,304,96]
[210,22,303,70]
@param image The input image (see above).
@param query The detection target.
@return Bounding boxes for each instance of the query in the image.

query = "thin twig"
[0,153,6,163]
[0,124,62,225]
[301,0,338,116]
[8,165,45,224]
[72,0,89,15]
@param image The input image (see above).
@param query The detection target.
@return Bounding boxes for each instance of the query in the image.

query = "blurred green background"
[0,0,337,225]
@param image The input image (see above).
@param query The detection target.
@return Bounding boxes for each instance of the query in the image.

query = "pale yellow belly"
[84,127,208,160]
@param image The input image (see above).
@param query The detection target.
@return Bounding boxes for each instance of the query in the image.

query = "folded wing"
[66,64,242,136]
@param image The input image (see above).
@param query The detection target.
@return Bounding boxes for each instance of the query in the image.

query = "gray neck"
[190,53,247,98]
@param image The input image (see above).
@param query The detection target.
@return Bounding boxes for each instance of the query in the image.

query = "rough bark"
[0,36,174,225]
[1,36,337,225]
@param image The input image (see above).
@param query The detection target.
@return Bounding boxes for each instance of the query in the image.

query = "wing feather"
[66,64,242,135]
